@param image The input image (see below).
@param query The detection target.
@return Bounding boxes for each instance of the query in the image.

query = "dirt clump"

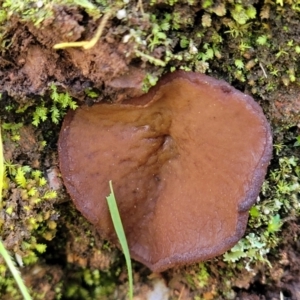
[1,6,147,104]
[270,84,300,126]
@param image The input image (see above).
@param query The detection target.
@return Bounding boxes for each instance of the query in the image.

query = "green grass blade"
[0,127,3,202]
[0,129,32,300]
[106,180,133,300]
[0,241,32,300]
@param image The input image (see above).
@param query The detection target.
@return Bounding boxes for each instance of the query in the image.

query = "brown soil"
[1,6,148,105]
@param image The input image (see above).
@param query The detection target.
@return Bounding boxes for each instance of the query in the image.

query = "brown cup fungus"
[58,71,272,272]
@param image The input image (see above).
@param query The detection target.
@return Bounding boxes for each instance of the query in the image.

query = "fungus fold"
[58,71,272,272]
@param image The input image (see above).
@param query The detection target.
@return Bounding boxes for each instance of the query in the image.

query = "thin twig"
[136,0,144,14]
[177,286,185,300]
[53,11,111,50]
[259,62,268,78]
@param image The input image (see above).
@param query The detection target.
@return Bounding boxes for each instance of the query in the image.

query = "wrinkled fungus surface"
[58,71,272,272]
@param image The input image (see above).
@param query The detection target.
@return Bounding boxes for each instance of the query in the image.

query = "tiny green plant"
[31,83,78,127]
[0,128,32,300]
[106,181,133,300]
[294,136,300,147]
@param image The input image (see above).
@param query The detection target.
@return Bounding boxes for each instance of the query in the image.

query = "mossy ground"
[0,1,299,299]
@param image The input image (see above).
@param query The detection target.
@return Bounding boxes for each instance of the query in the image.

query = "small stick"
[136,0,144,14]
[53,11,111,50]
[259,62,268,78]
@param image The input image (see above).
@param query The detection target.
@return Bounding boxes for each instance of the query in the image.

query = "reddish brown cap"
[58,71,272,272]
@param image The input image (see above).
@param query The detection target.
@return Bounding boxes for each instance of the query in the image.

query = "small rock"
[46,167,62,190]
[147,279,170,300]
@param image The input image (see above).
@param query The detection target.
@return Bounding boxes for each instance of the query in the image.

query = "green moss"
[0,126,58,297]
[63,267,117,299]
